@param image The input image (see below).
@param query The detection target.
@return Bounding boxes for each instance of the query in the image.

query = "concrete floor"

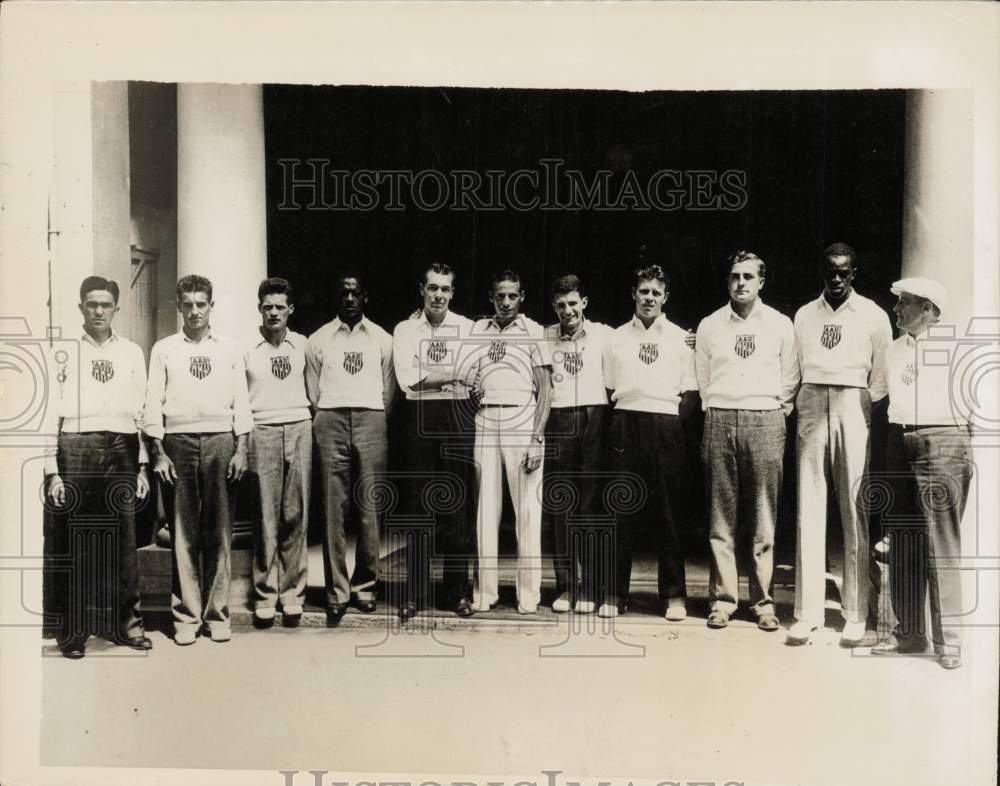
[39,610,998,785]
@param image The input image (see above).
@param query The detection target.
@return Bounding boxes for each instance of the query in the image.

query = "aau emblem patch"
[487,340,506,362]
[901,362,918,386]
[639,343,658,364]
[563,351,583,375]
[821,324,842,349]
[91,359,114,383]
[735,334,756,359]
[343,351,364,375]
[427,340,448,363]
[271,355,291,380]
[189,356,212,380]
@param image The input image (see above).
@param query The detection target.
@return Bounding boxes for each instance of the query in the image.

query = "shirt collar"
[554,319,589,341]
[631,314,666,332]
[182,331,216,344]
[335,317,369,334]
[488,314,527,333]
[80,329,118,348]
[419,309,458,330]
[255,328,298,348]
[727,301,764,323]
[819,290,857,314]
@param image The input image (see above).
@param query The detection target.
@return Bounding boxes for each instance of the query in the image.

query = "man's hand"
[523,441,543,473]
[47,473,66,507]
[152,451,177,485]
[136,465,150,500]
[227,448,248,483]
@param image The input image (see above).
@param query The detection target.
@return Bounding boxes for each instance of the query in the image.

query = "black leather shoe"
[354,597,377,614]
[59,640,86,659]
[119,635,153,651]
[326,604,348,627]
[454,598,476,617]
[398,603,419,622]
[871,638,928,655]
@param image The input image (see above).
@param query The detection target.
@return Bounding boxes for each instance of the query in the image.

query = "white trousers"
[794,384,872,625]
[472,405,543,612]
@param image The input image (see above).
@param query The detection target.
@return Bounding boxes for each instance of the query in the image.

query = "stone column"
[901,89,974,328]
[176,84,267,337]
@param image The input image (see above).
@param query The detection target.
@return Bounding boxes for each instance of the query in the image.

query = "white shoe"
[840,620,866,646]
[597,603,619,618]
[552,593,572,613]
[254,606,276,621]
[174,629,197,646]
[575,600,595,614]
[785,620,818,645]
[282,604,303,616]
[517,605,538,615]
[664,598,687,622]
[209,627,232,643]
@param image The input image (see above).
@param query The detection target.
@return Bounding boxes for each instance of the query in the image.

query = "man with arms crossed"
[602,265,699,619]
[144,274,252,645]
[787,243,892,646]
[695,251,800,632]
[393,262,478,620]
[44,275,152,658]
[870,278,973,670]
[307,273,396,625]
[470,270,552,615]
[543,274,613,615]
[244,277,312,628]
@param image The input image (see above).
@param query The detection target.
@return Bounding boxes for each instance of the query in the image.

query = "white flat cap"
[891,277,949,311]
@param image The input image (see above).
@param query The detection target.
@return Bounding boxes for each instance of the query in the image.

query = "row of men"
[44,244,973,670]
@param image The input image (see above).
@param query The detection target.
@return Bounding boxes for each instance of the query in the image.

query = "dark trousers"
[608,410,687,607]
[885,425,972,656]
[703,408,786,616]
[401,399,477,608]
[544,405,610,603]
[314,408,387,607]
[51,432,143,644]
[163,432,237,635]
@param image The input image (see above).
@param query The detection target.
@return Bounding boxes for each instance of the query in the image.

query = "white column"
[901,89,974,329]
[177,84,267,338]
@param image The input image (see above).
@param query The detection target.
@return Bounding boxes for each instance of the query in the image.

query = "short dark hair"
[823,242,857,268]
[176,274,213,302]
[336,271,366,294]
[490,269,522,293]
[422,262,455,285]
[727,250,766,278]
[258,277,294,305]
[79,275,119,304]
[550,274,584,300]
[633,264,669,290]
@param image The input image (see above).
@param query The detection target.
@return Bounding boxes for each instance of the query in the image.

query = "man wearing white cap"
[786,243,893,647]
[870,276,973,669]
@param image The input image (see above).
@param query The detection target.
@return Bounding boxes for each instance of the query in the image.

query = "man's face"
[490,280,524,321]
[632,277,667,321]
[822,255,856,301]
[553,290,588,333]
[259,293,293,332]
[79,289,118,333]
[177,290,213,331]
[893,292,930,335]
[728,260,763,306]
[336,278,366,322]
[420,271,455,317]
